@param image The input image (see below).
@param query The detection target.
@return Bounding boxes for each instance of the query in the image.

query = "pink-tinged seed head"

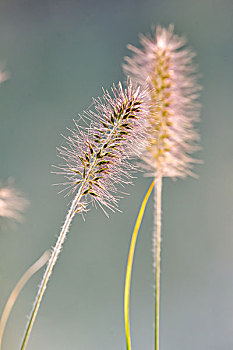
[123,25,201,178]
[0,63,9,84]
[0,180,28,223]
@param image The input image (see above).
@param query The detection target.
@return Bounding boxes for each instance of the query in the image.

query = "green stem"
[155,176,162,350]
[124,180,156,350]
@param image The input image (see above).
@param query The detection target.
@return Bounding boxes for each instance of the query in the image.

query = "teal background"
[0,0,233,349]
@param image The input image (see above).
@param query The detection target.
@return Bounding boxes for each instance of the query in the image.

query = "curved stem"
[124,179,156,350]
[154,176,162,350]
[0,251,50,350]
[20,190,82,350]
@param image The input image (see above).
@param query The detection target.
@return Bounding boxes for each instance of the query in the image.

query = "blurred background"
[0,0,232,349]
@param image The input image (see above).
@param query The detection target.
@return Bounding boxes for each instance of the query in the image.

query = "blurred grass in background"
[0,0,233,349]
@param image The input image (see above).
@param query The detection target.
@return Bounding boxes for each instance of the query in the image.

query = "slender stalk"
[154,175,162,350]
[0,251,50,350]
[124,179,156,350]
[20,84,145,349]
[20,190,82,350]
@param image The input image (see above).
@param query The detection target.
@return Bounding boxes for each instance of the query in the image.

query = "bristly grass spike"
[54,80,148,215]
[124,24,201,179]
[21,79,148,349]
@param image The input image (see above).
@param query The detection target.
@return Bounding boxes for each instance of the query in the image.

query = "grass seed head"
[0,180,28,224]
[55,80,148,214]
[123,25,201,178]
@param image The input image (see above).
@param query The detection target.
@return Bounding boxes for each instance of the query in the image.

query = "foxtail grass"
[123,25,201,350]
[20,81,148,349]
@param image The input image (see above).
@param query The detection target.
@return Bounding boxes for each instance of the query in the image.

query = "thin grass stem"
[0,250,50,350]
[124,179,156,350]
[20,190,83,350]
[154,176,162,350]
[21,82,147,349]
